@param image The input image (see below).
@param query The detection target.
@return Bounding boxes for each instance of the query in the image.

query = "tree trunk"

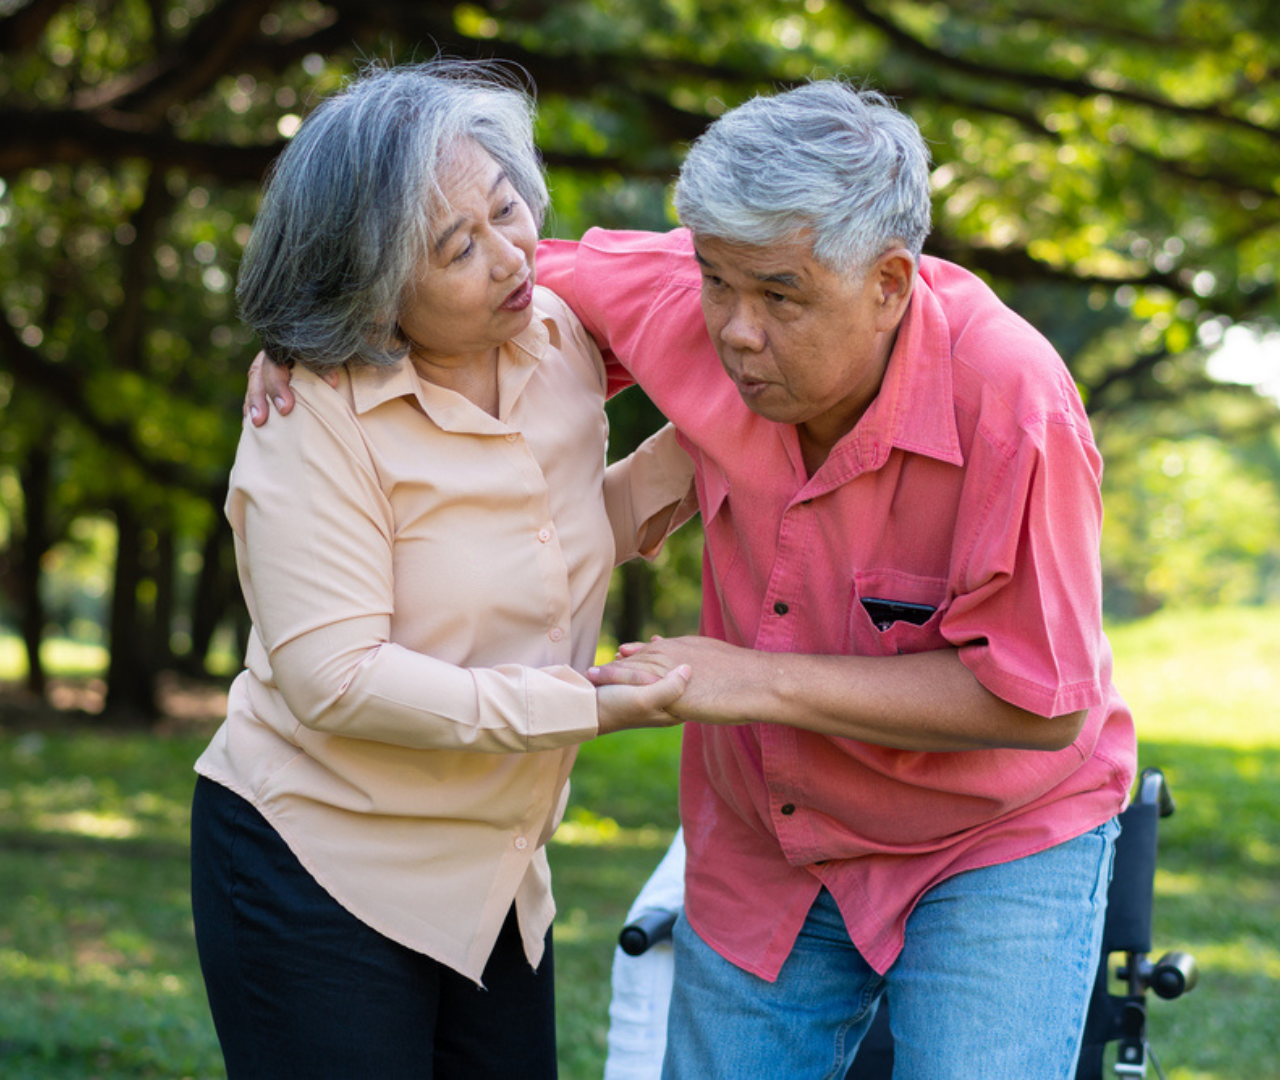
[186,514,240,675]
[149,524,175,671]
[613,560,652,647]
[16,442,51,696]
[104,500,159,719]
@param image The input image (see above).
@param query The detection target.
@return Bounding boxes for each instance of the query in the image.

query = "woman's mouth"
[501,278,534,312]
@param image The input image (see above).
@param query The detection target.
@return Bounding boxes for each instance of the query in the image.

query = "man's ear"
[873,248,916,331]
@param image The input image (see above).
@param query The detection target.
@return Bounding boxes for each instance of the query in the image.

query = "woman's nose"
[491,232,527,279]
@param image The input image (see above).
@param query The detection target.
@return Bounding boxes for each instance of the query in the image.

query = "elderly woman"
[190,61,696,1078]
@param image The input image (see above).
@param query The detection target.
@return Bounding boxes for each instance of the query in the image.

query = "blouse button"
[514,837,529,850]
[506,433,519,443]
[780,803,796,815]
[548,627,564,642]
[538,528,553,543]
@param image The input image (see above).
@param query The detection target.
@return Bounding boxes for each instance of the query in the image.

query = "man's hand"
[244,351,300,426]
[594,662,692,736]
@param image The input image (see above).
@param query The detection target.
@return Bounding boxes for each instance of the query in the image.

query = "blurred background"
[0,2,1276,1077]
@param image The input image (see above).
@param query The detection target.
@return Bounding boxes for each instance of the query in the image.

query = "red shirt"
[538,228,1137,978]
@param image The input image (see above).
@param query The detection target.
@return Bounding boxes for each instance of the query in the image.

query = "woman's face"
[399,139,538,367]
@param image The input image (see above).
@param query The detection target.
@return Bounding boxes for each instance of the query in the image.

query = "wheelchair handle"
[1136,766,1175,818]
[619,908,678,956]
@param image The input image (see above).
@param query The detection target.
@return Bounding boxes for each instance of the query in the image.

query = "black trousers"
[190,776,557,1078]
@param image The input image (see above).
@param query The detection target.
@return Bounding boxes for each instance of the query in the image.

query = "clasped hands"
[589,635,757,734]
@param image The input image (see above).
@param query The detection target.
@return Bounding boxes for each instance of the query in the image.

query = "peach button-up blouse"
[195,287,695,983]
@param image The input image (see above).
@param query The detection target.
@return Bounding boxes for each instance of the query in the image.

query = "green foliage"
[1101,427,1280,614]
[2,3,1279,700]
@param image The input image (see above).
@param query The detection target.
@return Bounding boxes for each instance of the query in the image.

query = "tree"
[2,0,1278,714]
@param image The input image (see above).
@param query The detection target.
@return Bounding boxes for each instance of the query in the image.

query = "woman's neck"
[409,346,501,417]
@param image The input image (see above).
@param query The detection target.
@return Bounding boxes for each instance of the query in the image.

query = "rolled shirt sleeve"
[946,407,1108,718]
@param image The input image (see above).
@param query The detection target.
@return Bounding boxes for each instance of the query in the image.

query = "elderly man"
[251,80,1135,1078]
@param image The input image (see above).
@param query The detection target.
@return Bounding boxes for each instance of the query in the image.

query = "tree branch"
[0,107,281,181]
[838,0,1280,140]
[71,0,283,118]
[0,0,64,53]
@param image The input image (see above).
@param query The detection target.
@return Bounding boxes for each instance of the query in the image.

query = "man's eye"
[765,291,788,303]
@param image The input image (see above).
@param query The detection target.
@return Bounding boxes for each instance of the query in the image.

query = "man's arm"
[589,635,1086,753]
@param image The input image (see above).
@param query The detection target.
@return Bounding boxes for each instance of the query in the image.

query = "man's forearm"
[599,637,1085,753]
[758,647,1084,752]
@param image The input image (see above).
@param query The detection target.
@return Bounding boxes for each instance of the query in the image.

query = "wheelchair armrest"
[1104,767,1176,955]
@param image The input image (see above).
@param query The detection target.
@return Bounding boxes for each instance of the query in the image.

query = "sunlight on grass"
[36,810,141,840]
[0,775,188,837]
[1108,606,1280,749]
[1155,869,1212,897]
[1188,938,1280,980]
[552,906,594,945]
[552,807,673,849]
[0,947,192,995]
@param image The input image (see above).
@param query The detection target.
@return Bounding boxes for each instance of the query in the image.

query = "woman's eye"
[452,240,474,263]
[496,200,516,219]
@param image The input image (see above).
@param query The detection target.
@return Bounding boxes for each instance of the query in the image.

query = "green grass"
[0,606,1276,1078]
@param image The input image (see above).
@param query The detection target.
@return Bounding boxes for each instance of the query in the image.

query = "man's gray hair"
[673,80,932,277]
[237,59,548,371]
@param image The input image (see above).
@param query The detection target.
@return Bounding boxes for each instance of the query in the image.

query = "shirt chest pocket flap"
[849,569,950,657]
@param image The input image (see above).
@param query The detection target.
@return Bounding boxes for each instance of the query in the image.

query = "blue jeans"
[190,776,557,1079]
[662,819,1119,1080]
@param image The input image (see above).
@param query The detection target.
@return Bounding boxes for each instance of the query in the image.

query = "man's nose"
[719,302,765,351]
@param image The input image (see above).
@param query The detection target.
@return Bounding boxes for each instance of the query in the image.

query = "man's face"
[693,232,911,455]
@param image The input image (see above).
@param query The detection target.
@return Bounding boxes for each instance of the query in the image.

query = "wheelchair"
[612,768,1197,1079]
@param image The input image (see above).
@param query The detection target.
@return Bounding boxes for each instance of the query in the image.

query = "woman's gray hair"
[237,59,548,371]
[673,80,932,278]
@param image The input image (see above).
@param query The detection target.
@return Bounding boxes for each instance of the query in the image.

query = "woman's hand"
[594,662,692,735]
[244,351,299,425]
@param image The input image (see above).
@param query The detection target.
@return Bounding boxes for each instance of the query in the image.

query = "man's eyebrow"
[756,270,801,289]
[693,248,801,289]
[434,171,509,254]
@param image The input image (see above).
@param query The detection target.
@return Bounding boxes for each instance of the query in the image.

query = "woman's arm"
[235,371,687,752]
[604,424,698,564]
